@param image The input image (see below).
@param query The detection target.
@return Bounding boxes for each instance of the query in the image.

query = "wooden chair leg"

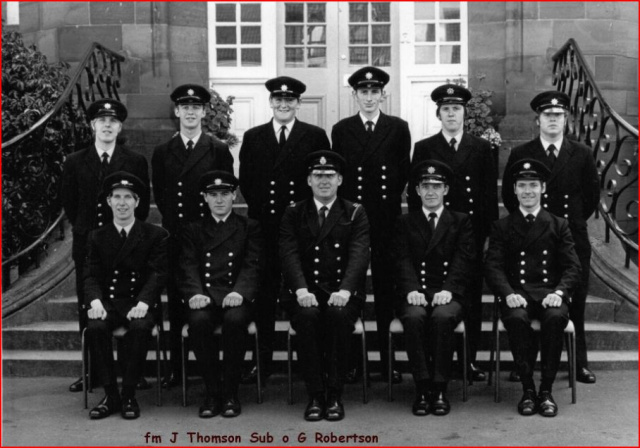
[181,335,187,407]
[361,322,368,404]
[287,331,294,405]
[387,331,393,402]
[155,328,162,406]
[462,327,468,402]
[254,327,262,404]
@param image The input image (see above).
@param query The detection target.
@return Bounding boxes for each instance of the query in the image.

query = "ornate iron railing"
[552,38,638,268]
[2,43,125,289]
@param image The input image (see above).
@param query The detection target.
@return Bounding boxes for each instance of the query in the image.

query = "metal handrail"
[552,38,638,268]
[2,42,125,287]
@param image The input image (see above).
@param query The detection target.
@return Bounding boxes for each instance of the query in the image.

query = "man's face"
[204,190,235,219]
[353,88,384,115]
[307,172,342,203]
[514,180,545,211]
[270,96,300,125]
[107,188,139,223]
[537,111,566,140]
[92,116,122,145]
[174,104,206,131]
[438,104,465,135]
[416,182,449,211]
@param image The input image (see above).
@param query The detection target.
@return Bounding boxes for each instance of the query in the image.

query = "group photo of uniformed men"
[61,65,601,422]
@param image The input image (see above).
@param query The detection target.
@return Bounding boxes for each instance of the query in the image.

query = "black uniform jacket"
[83,220,169,316]
[152,133,234,233]
[279,198,370,304]
[408,131,498,242]
[484,209,582,304]
[331,113,411,226]
[239,119,330,221]
[177,212,264,307]
[61,145,150,236]
[392,209,476,303]
[502,137,599,230]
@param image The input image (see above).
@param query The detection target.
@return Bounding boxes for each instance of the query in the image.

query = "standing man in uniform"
[393,161,476,416]
[84,172,168,420]
[280,151,370,421]
[331,66,411,384]
[239,76,331,384]
[178,171,263,418]
[486,159,582,417]
[408,84,499,381]
[61,98,150,392]
[152,84,234,388]
[502,91,599,384]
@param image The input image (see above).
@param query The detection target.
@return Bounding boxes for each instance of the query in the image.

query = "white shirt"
[314,198,336,216]
[212,212,232,224]
[442,130,464,151]
[359,112,380,131]
[96,147,114,163]
[519,206,541,220]
[181,132,202,148]
[540,136,563,157]
[273,118,296,141]
[114,221,134,237]
[422,205,444,228]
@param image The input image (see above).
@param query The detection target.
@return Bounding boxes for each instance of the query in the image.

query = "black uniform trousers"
[188,303,251,398]
[166,235,187,374]
[72,233,90,332]
[397,300,464,387]
[283,293,361,397]
[86,311,155,395]
[569,223,591,370]
[501,301,569,388]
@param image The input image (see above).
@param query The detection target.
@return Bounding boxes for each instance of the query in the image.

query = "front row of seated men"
[84,153,580,421]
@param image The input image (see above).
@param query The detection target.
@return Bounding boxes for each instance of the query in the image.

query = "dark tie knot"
[366,121,374,133]
[428,212,437,220]
[279,125,287,147]
[120,228,127,239]
[318,206,328,227]
[428,212,437,231]
[101,152,109,163]
[449,138,457,149]
[526,214,535,224]
[186,140,194,152]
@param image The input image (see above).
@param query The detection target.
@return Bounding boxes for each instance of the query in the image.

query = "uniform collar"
[314,197,336,213]
[540,135,563,152]
[180,132,202,147]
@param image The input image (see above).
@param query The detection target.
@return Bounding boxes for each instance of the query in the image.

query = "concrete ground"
[2,370,638,447]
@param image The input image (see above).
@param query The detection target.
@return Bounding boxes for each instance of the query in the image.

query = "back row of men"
[60,67,599,421]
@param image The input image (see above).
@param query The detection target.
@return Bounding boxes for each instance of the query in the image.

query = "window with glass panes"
[284,3,327,68]
[214,3,262,67]
[414,2,461,65]
[348,2,391,66]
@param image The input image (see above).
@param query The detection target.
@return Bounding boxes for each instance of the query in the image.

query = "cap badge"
[523,162,531,169]
[121,180,130,186]
[551,98,558,105]
[427,166,436,174]
[187,89,195,96]
[104,103,112,110]
[365,72,373,80]
[214,178,222,185]
[320,156,327,165]
[281,84,288,92]
[447,87,454,95]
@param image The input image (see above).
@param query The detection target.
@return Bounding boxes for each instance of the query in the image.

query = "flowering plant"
[480,126,502,148]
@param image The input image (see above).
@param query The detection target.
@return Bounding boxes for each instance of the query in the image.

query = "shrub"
[448,74,501,143]
[202,90,239,149]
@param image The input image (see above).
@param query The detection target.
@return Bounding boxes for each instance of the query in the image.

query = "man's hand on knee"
[432,290,452,306]
[505,293,527,308]
[296,288,318,308]
[127,301,149,320]
[328,290,350,307]
[222,292,243,308]
[407,291,427,306]
[88,299,107,320]
[189,294,211,310]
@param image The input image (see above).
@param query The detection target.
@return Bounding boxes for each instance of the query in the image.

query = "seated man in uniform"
[84,172,169,420]
[279,151,370,422]
[392,160,476,416]
[178,171,263,418]
[485,159,581,417]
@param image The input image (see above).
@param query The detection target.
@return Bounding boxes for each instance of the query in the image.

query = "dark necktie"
[100,152,109,180]
[449,138,457,152]
[318,206,328,228]
[279,125,287,148]
[547,144,557,167]
[428,212,437,232]
[186,139,194,153]
[366,121,374,134]
[120,228,127,240]
[526,214,535,226]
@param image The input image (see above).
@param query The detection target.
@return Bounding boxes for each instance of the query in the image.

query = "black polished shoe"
[161,372,181,389]
[69,377,85,393]
[431,391,450,416]
[121,397,140,419]
[221,396,241,418]
[89,394,121,420]
[240,366,270,385]
[380,370,403,384]
[469,364,486,382]
[136,377,152,390]
[345,367,359,384]
[517,389,538,416]
[508,370,521,382]
[576,367,596,384]
[304,395,325,422]
[325,393,345,421]
[198,395,221,418]
[537,391,558,417]
[412,393,431,416]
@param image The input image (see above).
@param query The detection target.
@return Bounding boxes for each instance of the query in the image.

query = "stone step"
[42,293,618,325]
[3,349,637,377]
[3,319,636,352]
